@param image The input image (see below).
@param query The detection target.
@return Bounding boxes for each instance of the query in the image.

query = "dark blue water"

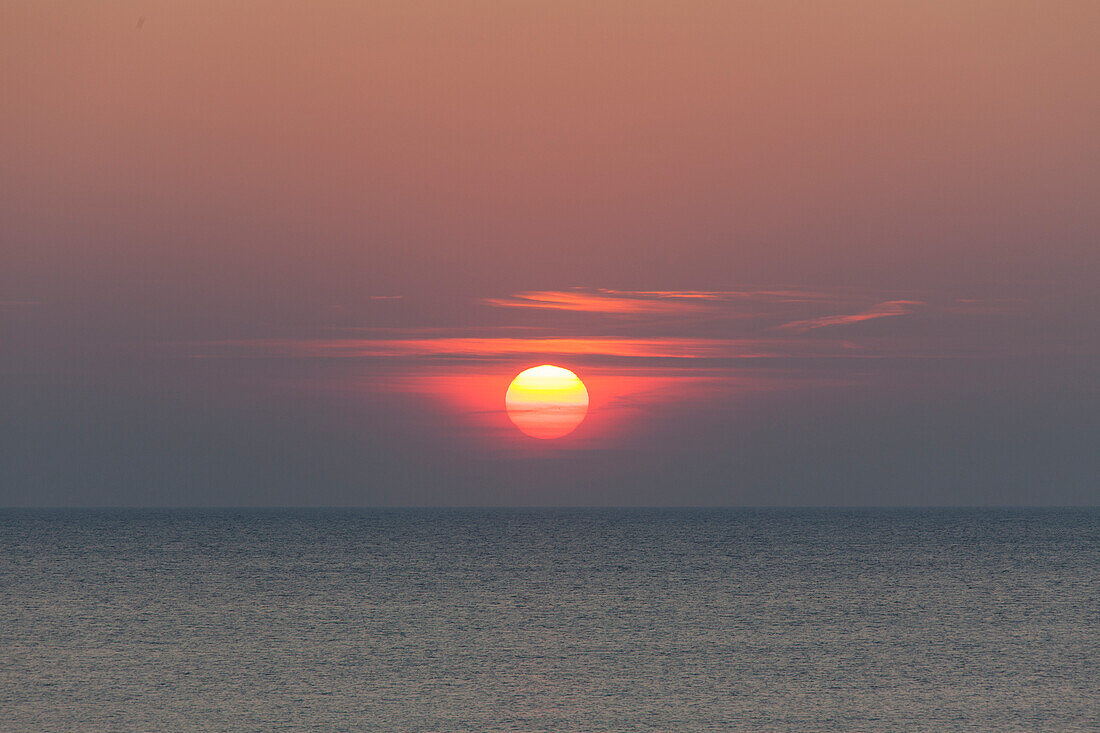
[1,509,1097,731]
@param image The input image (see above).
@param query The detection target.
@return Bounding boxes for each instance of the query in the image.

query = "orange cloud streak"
[211,337,793,360]
[483,291,708,314]
[483,288,847,315]
[777,301,923,332]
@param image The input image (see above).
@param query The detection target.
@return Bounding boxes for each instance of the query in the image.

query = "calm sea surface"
[1,509,1097,732]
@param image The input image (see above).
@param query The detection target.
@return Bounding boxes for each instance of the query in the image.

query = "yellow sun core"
[505,365,589,439]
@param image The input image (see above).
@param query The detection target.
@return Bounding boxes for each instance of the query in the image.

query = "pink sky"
[1,2,1098,505]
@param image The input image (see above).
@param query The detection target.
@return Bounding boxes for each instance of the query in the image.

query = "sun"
[505,365,589,439]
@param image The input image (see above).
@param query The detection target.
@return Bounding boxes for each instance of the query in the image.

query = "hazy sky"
[2,1,1098,506]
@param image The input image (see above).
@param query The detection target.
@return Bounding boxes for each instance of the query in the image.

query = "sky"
[2,1,1098,506]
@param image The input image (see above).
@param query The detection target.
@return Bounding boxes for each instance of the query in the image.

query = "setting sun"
[505,365,589,439]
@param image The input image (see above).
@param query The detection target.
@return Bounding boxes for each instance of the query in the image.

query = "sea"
[1,509,1096,732]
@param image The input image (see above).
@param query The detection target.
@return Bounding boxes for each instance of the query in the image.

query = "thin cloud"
[598,288,842,304]
[483,291,708,315]
[206,337,794,361]
[186,289,1008,370]
[482,287,846,316]
[777,300,923,333]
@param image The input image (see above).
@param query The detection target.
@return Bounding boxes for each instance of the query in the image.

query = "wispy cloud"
[483,291,708,315]
[777,300,923,333]
[205,337,806,361]
[188,289,1008,368]
[598,289,841,303]
[483,288,844,315]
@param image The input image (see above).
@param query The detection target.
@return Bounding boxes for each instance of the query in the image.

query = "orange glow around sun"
[505,365,589,439]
